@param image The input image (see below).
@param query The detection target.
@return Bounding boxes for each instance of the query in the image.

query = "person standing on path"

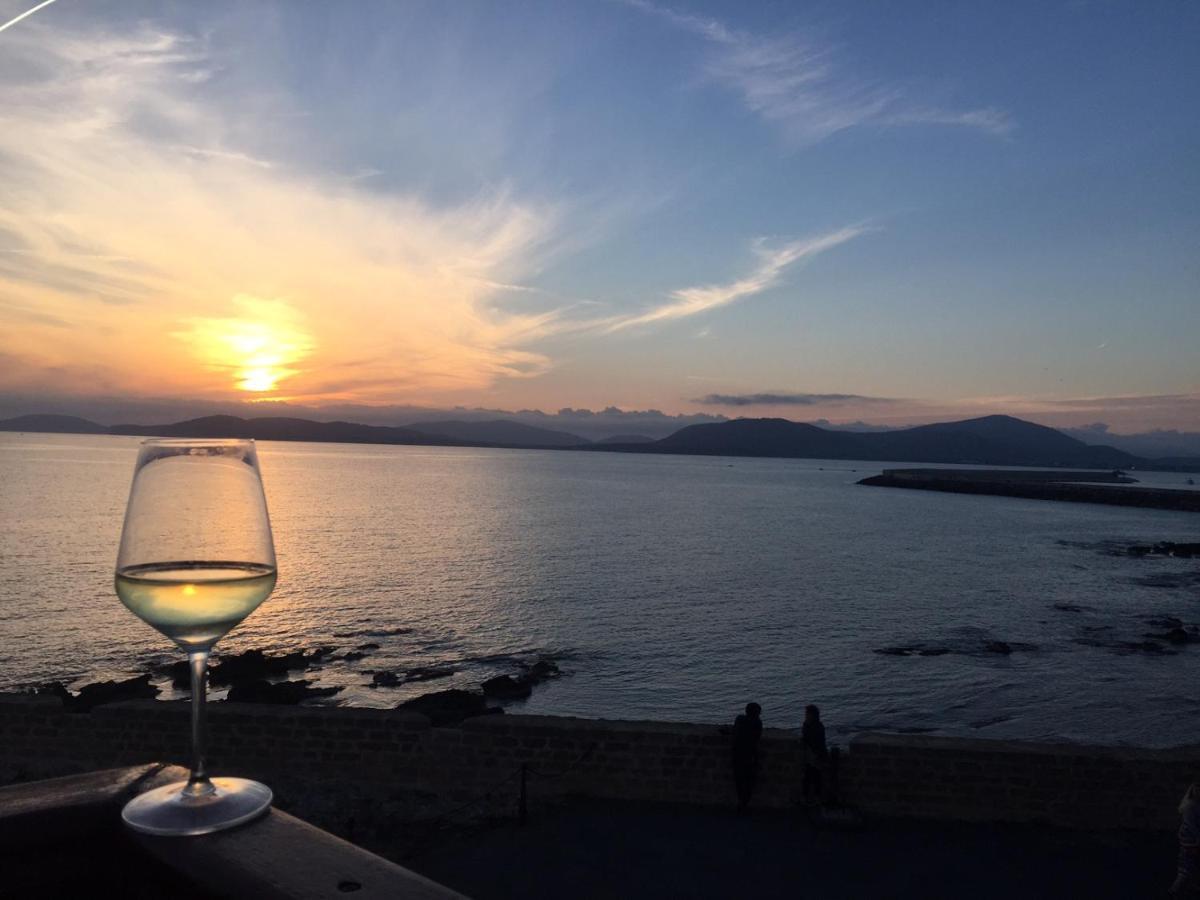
[801,704,827,806]
[1170,783,1200,897]
[730,702,763,811]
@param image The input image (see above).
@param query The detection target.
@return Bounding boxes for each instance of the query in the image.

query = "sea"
[1,432,1197,747]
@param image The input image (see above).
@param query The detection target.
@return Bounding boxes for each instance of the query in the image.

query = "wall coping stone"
[0,694,62,709]
[851,731,1200,762]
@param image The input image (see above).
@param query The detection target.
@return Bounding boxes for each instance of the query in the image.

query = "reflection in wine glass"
[115,439,277,836]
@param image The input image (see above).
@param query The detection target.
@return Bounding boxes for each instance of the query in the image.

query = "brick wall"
[1,694,1194,833]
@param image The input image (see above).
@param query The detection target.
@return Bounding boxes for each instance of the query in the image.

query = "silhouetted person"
[801,704,827,806]
[730,702,762,810]
[1170,783,1200,897]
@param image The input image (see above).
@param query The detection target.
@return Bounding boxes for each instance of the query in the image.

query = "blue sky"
[1,0,1197,430]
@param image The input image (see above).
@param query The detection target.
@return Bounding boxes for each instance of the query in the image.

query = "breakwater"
[1,694,1194,834]
[859,469,1200,512]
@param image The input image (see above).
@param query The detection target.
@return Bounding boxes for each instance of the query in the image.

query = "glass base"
[121,777,273,836]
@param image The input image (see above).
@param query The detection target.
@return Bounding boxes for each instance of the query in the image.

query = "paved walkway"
[400,802,1174,899]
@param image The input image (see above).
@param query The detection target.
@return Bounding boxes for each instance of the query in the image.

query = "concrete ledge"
[136,805,463,900]
[0,764,464,899]
[0,762,181,846]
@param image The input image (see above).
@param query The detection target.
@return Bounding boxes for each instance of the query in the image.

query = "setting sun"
[239,368,282,392]
[174,296,316,395]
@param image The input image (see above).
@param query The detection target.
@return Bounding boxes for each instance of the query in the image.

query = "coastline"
[5,422,1198,474]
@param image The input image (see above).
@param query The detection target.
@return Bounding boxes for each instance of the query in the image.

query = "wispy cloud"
[1023,393,1200,413]
[884,107,1013,137]
[0,15,871,404]
[0,21,561,403]
[625,0,1013,146]
[697,392,898,407]
[599,227,866,332]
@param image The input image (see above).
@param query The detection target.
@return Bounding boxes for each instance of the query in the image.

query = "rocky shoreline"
[28,644,567,722]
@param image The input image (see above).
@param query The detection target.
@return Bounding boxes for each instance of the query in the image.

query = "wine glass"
[114,438,277,835]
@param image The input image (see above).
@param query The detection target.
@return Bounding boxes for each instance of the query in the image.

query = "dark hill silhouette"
[865,415,1135,468]
[0,414,106,433]
[404,419,588,447]
[603,414,1139,468]
[0,410,1162,468]
[653,418,855,458]
[596,433,655,444]
[109,416,459,446]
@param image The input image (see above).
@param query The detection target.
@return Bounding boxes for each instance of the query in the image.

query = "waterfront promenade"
[1,695,1191,897]
[404,800,1168,899]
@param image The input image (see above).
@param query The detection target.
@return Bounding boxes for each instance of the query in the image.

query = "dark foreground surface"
[400,801,1173,900]
[1,764,462,899]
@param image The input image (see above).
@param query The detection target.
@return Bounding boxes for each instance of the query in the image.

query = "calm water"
[1,433,1197,746]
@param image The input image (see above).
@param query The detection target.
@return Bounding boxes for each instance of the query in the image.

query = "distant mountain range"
[1061,425,1200,459]
[2,412,1196,470]
[404,419,587,447]
[595,433,655,444]
[0,413,583,450]
[0,414,107,434]
[611,415,1140,468]
[108,415,462,446]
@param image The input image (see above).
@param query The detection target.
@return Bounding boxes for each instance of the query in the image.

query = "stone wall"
[1,694,1195,834]
[848,732,1199,831]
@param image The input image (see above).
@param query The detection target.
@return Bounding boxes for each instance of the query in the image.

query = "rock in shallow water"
[161,647,337,688]
[30,674,159,711]
[481,675,532,700]
[480,657,563,702]
[1143,627,1198,646]
[874,639,1031,658]
[522,659,561,682]
[369,666,457,688]
[225,679,342,704]
[1053,603,1088,613]
[1116,640,1177,655]
[395,689,501,725]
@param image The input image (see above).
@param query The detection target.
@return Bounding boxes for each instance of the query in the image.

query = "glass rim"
[139,438,256,447]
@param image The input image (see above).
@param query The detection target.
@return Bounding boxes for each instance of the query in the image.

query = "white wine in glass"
[115,438,277,836]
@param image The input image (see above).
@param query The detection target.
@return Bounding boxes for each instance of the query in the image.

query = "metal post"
[829,745,841,806]
[518,763,528,826]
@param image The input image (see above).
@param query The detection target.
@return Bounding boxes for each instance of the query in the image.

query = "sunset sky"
[1,1,1197,431]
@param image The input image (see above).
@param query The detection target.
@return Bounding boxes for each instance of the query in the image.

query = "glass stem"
[184,650,215,797]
